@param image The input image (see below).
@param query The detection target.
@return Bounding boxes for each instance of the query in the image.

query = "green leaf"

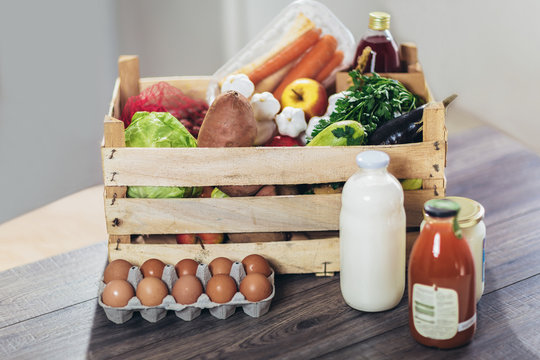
[308,71,419,142]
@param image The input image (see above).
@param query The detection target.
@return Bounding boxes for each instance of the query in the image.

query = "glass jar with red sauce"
[408,199,476,349]
[354,12,401,73]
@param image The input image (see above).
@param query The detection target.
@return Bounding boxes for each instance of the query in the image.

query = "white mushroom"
[250,92,281,122]
[275,107,307,138]
[221,74,255,99]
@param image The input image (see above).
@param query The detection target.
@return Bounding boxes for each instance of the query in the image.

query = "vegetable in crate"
[197,90,261,197]
[367,104,426,145]
[307,120,365,147]
[368,94,457,145]
[121,81,208,138]
[308,71,422,144]
[125,111,201,198]
[273,34,338,101]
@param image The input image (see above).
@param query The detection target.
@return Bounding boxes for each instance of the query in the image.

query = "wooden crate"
[102,56,447,274]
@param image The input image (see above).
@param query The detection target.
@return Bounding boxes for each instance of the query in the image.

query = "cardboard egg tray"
[98,262,275,324]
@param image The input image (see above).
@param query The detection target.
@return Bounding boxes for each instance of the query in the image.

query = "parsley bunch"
[308,71,422,143]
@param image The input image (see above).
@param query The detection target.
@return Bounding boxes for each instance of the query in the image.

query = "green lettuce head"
[125,111,200,198]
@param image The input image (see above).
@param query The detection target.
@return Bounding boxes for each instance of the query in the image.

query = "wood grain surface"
[101,141,446,187]
[1,127,539,360]
[104,190,436,235]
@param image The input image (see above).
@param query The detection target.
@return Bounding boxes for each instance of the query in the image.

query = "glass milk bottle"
[339,150,406,311]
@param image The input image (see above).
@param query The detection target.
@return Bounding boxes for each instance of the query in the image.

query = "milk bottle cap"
[356,150,389,169]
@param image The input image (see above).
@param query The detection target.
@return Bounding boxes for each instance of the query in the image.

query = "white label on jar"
[412,283,458,340]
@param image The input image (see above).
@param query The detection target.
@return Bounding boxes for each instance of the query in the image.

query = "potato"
[255,185,277,197]
[219,184,262,197]
[198,91,261,197]
[227,232,288,243]
[198,90,257,147]
[276,185,299,195]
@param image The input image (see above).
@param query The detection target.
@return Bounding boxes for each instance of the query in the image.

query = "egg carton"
[98,262,275,324]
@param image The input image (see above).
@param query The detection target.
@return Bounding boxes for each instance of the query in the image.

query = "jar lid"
[356,150,389,169]
[445,196,485,228]
[424,199,460,218]
[369,11,391,31]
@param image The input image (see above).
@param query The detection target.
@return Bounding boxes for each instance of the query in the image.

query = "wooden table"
[1,127,539,359]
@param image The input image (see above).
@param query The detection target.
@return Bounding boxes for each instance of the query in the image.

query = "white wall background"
[1,0,539,223]
[0,0,117,223]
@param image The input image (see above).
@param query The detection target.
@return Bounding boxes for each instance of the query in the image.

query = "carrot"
[248,28,322,85]
[273,35,338,101]
[315,50,344,82]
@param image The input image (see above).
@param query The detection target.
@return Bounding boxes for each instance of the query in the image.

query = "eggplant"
[367,94,457,145]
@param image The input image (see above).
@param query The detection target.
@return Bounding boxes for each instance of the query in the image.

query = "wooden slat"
[108,232,421,275]
[102,141,446,187]
[422,102,446,142]
[422,102,446,191]
[421,178,445,195]
[103,116,129,243]
[107,78,120,118]
[105,191,440,235]
[400,42,418,66]
[103,116,125,148]
[105,195,341,234]
[109,238,339,274]
[118,55,140,110]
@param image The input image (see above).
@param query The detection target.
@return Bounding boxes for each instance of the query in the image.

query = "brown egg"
[102,279,135,307]
[172,275,203,305]
[136,277,168,306]
[209,257,233,275]
[240,273,273,302]
[242,254,272,277]
[175,259,199,277]
[140,258,166,278]
[103,259,132,283]
[206,274,237,303]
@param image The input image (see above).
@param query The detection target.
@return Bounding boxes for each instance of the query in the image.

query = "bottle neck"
[424,214,463,239]
[363,28,394,41]
[359,166,388,175]
[424,215,455,225]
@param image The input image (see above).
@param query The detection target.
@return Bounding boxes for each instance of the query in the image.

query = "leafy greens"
[125,111,200,198]
[308,71,422,143]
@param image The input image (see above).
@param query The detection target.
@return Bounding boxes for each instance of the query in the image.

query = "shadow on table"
[85,273,335,359]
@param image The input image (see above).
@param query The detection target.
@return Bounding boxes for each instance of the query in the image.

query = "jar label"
[412,283,458,340]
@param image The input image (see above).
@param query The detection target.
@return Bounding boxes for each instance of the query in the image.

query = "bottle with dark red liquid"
[354,12,401,73]
[408,199,476,349]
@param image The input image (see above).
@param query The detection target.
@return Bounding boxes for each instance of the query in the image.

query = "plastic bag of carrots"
[208,0,355,104]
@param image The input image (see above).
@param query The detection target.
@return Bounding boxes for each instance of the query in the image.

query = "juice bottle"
[354,12,401,73]
[339,150,405,311]
[408,199,476,348]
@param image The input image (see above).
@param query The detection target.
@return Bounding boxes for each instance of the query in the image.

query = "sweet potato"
[198,90,257,147]
[198,91,261,197]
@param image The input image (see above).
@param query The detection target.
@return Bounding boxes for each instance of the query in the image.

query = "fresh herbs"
[308,71,422,143]
[331,126,363,146]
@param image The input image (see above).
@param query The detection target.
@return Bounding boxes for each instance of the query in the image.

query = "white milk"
[339,151,406,312]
